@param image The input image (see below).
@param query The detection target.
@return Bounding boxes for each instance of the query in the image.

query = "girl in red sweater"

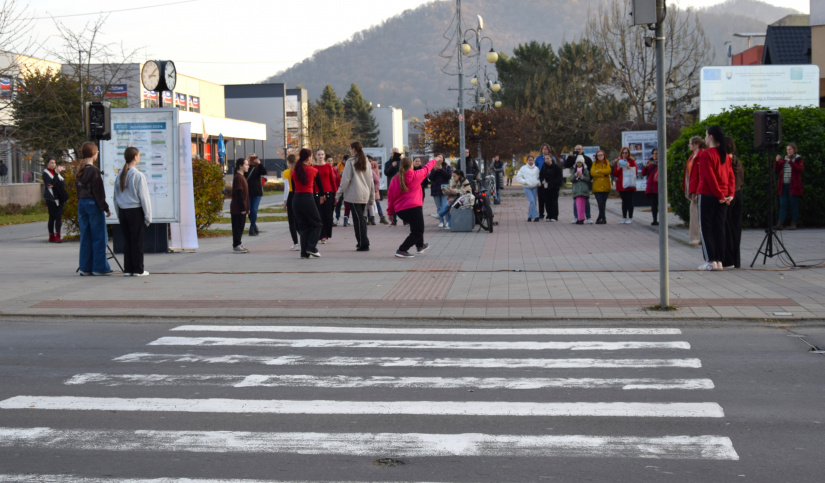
[291,148,325,258]
[689,125,735,271]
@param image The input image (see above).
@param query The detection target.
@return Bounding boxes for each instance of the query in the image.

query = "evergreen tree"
[317,84,344,118]
[343,83,380,147]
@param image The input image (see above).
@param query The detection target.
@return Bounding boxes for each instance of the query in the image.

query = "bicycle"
[472,175,495,233]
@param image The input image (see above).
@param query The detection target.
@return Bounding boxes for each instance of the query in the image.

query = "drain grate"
[373,458,405,467]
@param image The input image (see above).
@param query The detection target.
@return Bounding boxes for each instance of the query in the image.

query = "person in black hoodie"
[539,155,564,222]
[384,148,402,224]
[244,154,266,236]
[43,155,69,243]
[75,142,111,275]
[564,144,593,223]
[463,148,480,182]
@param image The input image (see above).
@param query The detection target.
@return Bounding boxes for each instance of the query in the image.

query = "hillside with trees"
[266,0,800,119]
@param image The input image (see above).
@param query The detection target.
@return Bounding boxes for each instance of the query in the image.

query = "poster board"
[700,65,820,120]
[169,122,198,251]
[100,108,180,224]
[621,130,657,192]
[363,147,387,190]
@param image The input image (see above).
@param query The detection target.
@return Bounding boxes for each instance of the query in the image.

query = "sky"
[18,0,813,86]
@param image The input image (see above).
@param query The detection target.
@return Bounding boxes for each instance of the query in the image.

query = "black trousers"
[120,207,146,274]
[699,194,728,263]
[647,193,659,222]
[320,191,335,239]
[46,200,63,234]
[286,192,298,244]
[723,190,743,268]
[594,192,609,221]
[396,206,425,252]
[349,202,369,249]
[293,193,321,256]
[537,186,548,218]
[545,187,559,220]
[620,191,635,218]
[231,213,246,248]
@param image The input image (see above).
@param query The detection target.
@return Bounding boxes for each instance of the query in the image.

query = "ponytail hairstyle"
[119,147,140,192]
[706,125,727,164]
[351,141,367,171]
[76,141,99,176]
[396,156,413,192]
[294,148,313,185]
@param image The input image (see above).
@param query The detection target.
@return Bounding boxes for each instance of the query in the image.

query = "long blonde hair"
[395,157,413,192]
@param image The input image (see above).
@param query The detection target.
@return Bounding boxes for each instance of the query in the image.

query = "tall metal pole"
[476,32,482,182]
[456,0,466,172]
[655,0,669,307]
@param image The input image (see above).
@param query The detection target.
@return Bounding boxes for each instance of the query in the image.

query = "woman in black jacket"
[42,155,69,243]
[539,156,564,222]
[428,155,452,228]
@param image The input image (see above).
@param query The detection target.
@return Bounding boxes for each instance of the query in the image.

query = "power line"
[30,0,201,21]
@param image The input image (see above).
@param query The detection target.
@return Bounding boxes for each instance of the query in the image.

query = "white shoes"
[430,213,440,219]
[621,218,633,224]
[135,271,150,277]
[585,219,594,224]
[290,244,300,251]
[438,222,444,228]
[570,219,577,224]
[698,262,714,271]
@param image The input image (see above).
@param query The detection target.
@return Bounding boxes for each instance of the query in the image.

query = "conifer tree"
[343,83,380,147]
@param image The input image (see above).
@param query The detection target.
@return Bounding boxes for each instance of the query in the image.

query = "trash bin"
[450,208,475,232]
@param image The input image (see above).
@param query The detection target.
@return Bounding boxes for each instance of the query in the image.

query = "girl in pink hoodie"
[387,156,436,258]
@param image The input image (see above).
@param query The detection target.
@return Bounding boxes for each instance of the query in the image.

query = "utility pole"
[655,0,669,307]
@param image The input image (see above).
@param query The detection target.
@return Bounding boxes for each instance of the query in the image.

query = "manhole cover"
[372,458,405,467]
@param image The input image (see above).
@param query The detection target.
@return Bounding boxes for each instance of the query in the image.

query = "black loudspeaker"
[754,110,782,150]
[85,101,112,141]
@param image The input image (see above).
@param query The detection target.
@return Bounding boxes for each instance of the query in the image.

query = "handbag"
[622,166,636,189]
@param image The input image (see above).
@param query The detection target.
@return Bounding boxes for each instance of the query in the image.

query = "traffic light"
[85,101,111,141]
[754,110,782,150]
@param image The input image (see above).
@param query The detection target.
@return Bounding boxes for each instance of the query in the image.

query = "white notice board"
[621,130,657,192]
[100,108,180,223]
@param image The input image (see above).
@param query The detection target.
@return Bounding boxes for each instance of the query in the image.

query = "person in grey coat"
[336,141,376,251]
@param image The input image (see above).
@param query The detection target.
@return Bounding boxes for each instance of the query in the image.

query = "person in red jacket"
[689,125,735,271]
[387,156,436,258]
[314,149,338,243]
[641,148,660,226]
[613,147,637,224]
[291,148,325,258]
[774,142,804,230]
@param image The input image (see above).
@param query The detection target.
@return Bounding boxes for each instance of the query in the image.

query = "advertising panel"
[621,130,658,192]
[363,147,388,190]
[700,65,820,120]
[100,108,180,224]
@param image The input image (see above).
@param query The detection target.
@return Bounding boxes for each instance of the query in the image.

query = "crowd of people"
[46,133,804,274]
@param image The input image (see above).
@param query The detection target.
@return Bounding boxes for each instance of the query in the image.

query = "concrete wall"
[0,184,42,207]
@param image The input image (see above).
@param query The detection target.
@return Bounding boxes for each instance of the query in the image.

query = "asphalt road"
[0,318,823,482]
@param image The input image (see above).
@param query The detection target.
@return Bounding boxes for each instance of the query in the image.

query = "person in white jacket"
[516,155,541,221]
[336,141,376,252]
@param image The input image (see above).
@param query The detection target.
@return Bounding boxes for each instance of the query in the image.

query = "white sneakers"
[438,222,444,228]
[290,244,300,251]
[233,245,249,253]
[430,213,440,219]
[585,219,594,224]
[620,218,633,224]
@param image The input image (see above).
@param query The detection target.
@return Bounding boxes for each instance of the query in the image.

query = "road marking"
[0,428,739,460]
[147,337,691,351]
[114,353,703,368]
[65,373,715,390]
[0,397,726,417]
[172,326,683,335]
[0,477,385,483]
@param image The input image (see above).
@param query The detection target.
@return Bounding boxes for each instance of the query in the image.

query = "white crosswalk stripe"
[0,325,740,481]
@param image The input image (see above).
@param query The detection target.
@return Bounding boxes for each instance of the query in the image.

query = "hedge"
[667,106,825,228]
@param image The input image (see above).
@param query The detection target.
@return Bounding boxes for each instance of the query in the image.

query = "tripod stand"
[751,153,796,267]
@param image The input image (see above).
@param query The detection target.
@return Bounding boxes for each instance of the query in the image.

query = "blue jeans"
[524,187,538,219]
[432,195,448,223]
[437,198,452,226]
[78,198,110,273]
[778,184,799,223]
[248,195,262,228]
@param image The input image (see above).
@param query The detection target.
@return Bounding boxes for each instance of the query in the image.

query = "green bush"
[263,181,284,192]
[192,157,225,234]
[61,163,80,235]
[667,106,825,228]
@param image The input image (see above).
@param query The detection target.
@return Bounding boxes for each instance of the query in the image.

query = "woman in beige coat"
[336,141,376,251]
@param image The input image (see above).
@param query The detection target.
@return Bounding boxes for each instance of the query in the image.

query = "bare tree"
[586,0,713,125]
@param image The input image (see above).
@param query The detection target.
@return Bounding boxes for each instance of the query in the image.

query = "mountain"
[266,0,801,119]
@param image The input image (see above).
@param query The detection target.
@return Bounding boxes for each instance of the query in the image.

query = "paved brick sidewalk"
[1,187,823,321]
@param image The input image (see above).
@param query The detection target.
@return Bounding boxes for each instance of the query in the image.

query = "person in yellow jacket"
[590,150,612,224]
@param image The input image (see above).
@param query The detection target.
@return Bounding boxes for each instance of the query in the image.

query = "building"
[373,106,404,154]
[812,1,825,105]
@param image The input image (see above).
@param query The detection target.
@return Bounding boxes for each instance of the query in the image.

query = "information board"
[100,108,180,224]
[363,147,387,190]
[700,65,820,120]
[621,130,658,192]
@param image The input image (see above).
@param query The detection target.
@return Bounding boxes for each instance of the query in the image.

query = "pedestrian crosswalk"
[0,325,739,481]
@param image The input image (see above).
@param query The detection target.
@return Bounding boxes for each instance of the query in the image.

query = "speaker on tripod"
[750,110,796,267]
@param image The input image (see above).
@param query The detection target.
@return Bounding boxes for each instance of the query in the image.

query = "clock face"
[141,61,160,91]
[163,61,177,91]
